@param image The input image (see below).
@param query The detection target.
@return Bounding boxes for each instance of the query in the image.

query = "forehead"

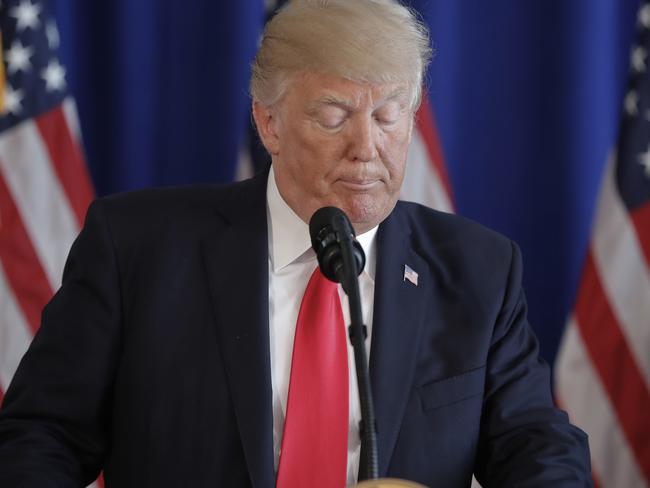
[285,71,410,109]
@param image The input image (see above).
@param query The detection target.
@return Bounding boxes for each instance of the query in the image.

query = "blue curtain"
[52,0,264,193]
[51,0,640,367]
[415,0,640,364]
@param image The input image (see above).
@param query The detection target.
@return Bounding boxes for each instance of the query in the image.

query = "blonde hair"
[250,0,432,111]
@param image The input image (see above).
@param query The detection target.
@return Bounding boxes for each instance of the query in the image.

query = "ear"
[252,101,281,155]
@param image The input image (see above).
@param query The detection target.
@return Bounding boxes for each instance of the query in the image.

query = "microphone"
[309,207,379,481]
[309,206,366,289]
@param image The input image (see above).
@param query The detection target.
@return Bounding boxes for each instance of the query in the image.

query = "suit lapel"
[201,171,275,488]
[369,205,432,475]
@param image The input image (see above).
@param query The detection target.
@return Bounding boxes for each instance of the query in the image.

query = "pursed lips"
[336,178,382,191]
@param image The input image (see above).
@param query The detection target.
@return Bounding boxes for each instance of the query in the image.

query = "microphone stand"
[339,237,379,481]
[311,207,424,487]
[340,240,426,488]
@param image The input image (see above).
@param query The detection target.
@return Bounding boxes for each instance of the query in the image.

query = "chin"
[346,205,390,233]
[320,194,396,232]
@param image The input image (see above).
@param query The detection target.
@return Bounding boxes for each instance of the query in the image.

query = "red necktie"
[276,267,349,488]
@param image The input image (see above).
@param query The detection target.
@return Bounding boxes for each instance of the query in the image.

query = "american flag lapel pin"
[403,264,418,286]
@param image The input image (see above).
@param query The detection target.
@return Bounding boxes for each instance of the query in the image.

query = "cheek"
[382,136,410,180]
[286,125,339,160]
[281,140,339,190]
[295,140,346,181]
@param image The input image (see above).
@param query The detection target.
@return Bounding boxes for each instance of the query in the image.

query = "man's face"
[254,72,414,234]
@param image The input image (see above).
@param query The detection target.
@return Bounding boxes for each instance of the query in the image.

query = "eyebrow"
[382,87,409,104]
[309,96,353,112]
[310,88,409,112]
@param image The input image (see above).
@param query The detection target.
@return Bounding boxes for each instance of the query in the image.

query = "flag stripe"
[556,320,647,488]
[593,473,602,488]
[0,261,34,395]
[575,252,650,482]
[592,156,650,389]
[630,202,650,265]
[35,103,94,227]
[414,96,454,204]
[0,120,79,291]
[0,170,53,333]
[402,128,454,212]
[62,98,83,143]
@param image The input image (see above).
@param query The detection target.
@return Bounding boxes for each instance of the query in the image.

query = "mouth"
[337,178,381,191]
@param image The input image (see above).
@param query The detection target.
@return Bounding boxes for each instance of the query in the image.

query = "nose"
[347,115,378,162]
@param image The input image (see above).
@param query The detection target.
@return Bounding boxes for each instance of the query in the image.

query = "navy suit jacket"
[0,170,590,487]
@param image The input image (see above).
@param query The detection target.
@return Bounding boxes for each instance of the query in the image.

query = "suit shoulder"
[390,202,522,325]
[395,200,512,251]
[392,201,518,282]
[83,175,265,246]
[92,175,263,226]
[97,181,231,216]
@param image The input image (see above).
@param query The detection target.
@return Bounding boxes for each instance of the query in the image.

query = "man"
[0,0,591,486]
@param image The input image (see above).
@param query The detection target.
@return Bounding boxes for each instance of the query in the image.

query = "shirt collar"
[266,166,378,280]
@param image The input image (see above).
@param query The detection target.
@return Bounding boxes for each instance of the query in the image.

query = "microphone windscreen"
[309,207,365,283]
[309,207,354,245]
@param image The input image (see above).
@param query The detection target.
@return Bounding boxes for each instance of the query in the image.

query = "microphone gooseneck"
[309,206,379,481]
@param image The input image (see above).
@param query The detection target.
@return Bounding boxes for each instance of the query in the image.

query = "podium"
[356,479,426,487]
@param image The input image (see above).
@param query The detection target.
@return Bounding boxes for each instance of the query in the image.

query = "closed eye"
[373,102,401,126]
[318,117,346,130]
[314,105,348,130]
[374,115,398,125]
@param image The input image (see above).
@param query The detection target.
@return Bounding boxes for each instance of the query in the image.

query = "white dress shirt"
[266,166,377,487]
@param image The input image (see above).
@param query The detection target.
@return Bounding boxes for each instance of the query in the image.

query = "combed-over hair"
[250,0,432,111]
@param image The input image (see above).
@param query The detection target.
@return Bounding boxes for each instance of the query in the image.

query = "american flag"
[0,0,93,464]
[403,264,419,287]
[555,2,650,486]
